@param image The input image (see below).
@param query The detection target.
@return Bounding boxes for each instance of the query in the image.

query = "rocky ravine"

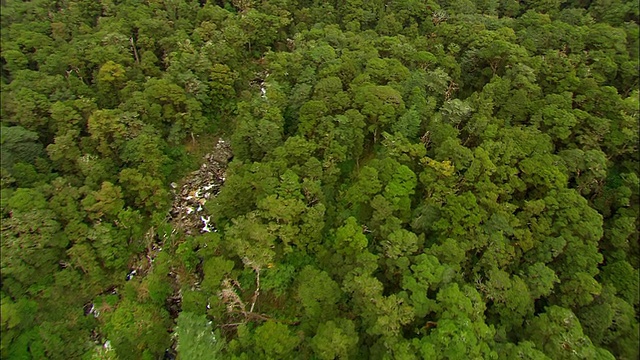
[168,138,233,236]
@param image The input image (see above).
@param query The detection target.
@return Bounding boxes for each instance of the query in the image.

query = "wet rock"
[125,269,137,281]
[164,348,177,360]
[168,138,232,235]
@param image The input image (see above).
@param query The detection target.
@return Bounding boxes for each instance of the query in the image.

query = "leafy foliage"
[1,0,638,358]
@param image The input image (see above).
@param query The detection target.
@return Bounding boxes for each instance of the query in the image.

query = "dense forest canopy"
[0,0,638,359]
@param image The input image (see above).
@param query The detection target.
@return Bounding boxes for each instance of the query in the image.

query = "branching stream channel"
[84,138,233,358]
